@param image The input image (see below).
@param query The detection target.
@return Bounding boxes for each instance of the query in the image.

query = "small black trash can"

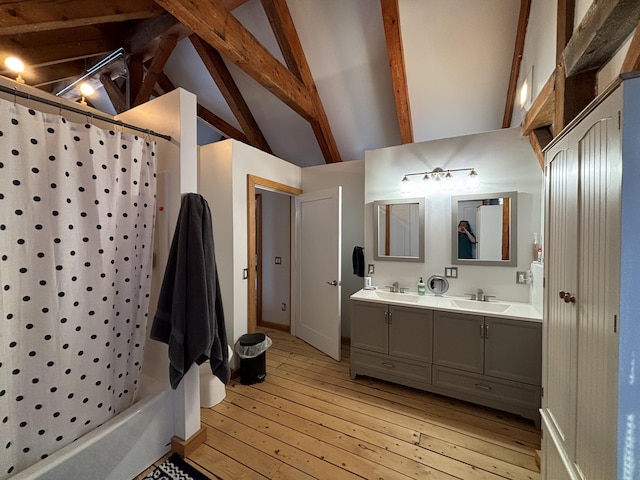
[236,333,269,385]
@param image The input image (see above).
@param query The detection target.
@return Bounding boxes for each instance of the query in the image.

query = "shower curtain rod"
[0,83,172,141]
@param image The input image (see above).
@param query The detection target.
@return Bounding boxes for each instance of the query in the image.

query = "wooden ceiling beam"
[128,54,144,107]
[521,71,555,135]
[189,34,271,153]
[100,73,127,114]
[154,0,316,122]
[261,0,341,162]
[503,0,531,128]
[0,0,163,36]
[381,0,413,145]
[564,0,640,76]
[133,34,178,106]
[621,23,640,73]
[158,71,249,143]
[124,13,182,56]
[528,127,553,170]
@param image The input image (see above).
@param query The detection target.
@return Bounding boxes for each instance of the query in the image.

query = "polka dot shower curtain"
[0,98,156,478]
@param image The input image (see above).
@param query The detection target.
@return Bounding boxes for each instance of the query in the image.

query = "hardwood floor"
[138,328,541,479]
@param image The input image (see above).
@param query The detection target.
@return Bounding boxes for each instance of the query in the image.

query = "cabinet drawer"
[351,349,431,388]
[432,365,541,410]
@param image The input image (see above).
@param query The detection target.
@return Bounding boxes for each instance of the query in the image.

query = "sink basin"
[373,291,420,303]
[451,299,511,313]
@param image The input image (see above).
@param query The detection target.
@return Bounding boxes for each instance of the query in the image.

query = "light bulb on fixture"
[4,56,25,83]
[79,82,95,106]
[400,175,411,194]
[466,169,480,189]
[441,171,455,191]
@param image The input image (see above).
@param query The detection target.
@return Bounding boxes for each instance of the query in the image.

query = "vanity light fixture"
[4,56,25,84]
[400,167,479,194]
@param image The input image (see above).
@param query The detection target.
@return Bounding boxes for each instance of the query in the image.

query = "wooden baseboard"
[171,426,207,458]
[341,336,351,346]
[258,320,290,331]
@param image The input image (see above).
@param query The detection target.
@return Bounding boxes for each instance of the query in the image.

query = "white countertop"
[350,288,542,323]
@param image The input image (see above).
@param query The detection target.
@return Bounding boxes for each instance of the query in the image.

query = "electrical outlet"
[516,270,531,284]
[242,268,248,279]
[368,264,375,275]
[281,303,287,311]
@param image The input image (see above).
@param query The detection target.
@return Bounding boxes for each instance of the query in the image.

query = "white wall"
[302,160,365,338]
[365,127,542,304]
[259,189,291,327]
[199,140,302,348]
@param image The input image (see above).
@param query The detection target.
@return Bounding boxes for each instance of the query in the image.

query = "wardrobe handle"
[382,362,395,368]
[474,383,492,391]
[563,292,576,304]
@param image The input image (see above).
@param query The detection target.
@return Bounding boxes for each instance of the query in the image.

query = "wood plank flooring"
[137,328,541,480]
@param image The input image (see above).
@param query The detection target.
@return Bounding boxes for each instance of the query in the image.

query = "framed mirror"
[451,191,517,266]
[373,198,425,262]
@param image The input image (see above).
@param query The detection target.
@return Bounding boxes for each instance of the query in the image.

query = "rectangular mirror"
[373,198,425,262]
[451,191,517,266]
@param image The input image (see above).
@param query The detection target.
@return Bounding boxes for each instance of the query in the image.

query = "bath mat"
[141,453,212,480]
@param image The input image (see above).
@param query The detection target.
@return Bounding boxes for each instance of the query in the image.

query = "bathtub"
[11,375,174,480]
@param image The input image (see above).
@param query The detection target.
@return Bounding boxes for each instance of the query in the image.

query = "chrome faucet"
[392,281,399,293]
[477,288,484,301]
[464,288,495,301]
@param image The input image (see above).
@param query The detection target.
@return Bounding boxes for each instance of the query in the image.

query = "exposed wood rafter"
[380,0,413,144]
[133,33,178,106]
[261,0,341,163]
[0,0,163,36]
[528,127,553,170]
[157,72,250,144]
[564,0,640,77]
[100,73,127,113]
[503,0,531,129]
[154,0,316,122]
[189,34,271,153]
[521,72,555,135]
[621,23,640,73]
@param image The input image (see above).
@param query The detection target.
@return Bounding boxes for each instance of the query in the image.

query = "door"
[544,136,578,458]
[295,187,342,360]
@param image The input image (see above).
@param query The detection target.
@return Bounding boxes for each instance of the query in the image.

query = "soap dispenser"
[417,277,426,295]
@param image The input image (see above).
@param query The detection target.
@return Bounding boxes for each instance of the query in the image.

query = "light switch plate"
[444,267,458,278]
[275,257,282,264]
[242,268,248,279]
[368,264,375,274]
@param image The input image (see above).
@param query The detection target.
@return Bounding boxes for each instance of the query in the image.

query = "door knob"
[562,292,576,303]
[326,280,338,286]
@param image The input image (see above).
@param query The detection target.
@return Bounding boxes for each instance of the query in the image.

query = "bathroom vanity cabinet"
[350,299,541,424]
[350,302,433,389]
[431,311,541,424]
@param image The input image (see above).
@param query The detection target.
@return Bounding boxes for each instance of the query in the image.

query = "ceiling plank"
[521,71,555,135]
[155,0,316,122]
[124,13,182,56]
[0,0,163,36]
[261,0,341,163]
[190,34,271,153]
[133,34,178,106]
[100,73,127,114]
[621,23,640,73]
[380,0,413,145]
[220,0,251,9]
[157,71,250,143]
[128,54,144,108]
[502,0,531,129]
[564,0,640,76]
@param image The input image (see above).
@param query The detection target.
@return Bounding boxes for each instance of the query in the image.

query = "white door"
[295,187,342,360]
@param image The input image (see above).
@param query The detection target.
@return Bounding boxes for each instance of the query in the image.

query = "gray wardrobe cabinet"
[350,301,542,424]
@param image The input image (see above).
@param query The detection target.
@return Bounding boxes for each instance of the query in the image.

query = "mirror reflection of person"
[457,220,476,259]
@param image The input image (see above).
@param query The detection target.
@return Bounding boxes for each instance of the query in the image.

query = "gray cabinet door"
[433,311,483,374]
[484,317,541,385]
[351,302,388,354]
[388,305,432,363]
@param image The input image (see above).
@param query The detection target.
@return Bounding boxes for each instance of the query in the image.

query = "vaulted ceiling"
[2,0,639,168]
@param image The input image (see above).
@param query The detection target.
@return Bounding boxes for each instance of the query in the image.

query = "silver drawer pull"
[474,383,492,391]
[382,362,395,368]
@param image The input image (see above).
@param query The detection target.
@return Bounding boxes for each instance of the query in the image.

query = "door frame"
[247,174,302,334]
